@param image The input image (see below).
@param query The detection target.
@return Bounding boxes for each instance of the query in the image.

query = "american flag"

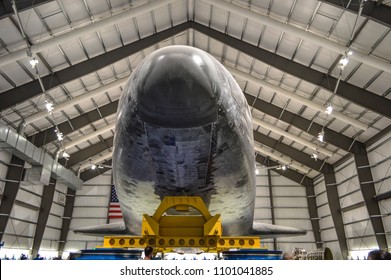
[109,185,123,220]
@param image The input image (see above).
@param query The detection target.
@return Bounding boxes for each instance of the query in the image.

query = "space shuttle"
[75,46,306,239]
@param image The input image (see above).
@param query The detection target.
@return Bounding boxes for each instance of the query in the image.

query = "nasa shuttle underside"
[74,46,306,239]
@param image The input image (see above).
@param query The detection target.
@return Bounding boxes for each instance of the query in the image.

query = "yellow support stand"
[100,196,264,252]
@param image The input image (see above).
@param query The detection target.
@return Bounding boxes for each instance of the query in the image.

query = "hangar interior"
[0,0,390,260]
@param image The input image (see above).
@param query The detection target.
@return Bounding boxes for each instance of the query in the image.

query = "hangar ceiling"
[0,0,390,179]
[0,0,390,256]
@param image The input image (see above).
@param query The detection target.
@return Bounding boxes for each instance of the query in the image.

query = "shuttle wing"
[251,222,307,239]
[74,221,306,239]
[73,222,132,236]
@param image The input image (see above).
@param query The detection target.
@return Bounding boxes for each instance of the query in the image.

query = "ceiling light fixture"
[62,151,70,159]
[311,153,318,161]
[45,100,54,114]
[220,66,369,130]
[55,129,63,141]
[253,117,333,157]
[254,146,311,174]
[318,130,325,142]
[277,165,287,171]
[91,164,96,170]
[339,56,349,70]
[325,104,333,115]
[29,57,39,68]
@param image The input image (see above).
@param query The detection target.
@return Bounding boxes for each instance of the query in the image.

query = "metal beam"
[191,22,391,118]
[6,21,390,121]
[0,22,190,111]
[80,160,112,182]
[266,163,277,250]
[322,164,349,259]
[255,154,308,186]
[374,190,391,202]
[365,124,391,148]
[31,177,56,259]
[0,0,53,20]
[0,155,24,241]
[60,137,113,167]
[28,101,118,147]
[303,174,323,249]
[245,93,359,153]
[319,0,391,28]
[57,188,75,259]
[352,143,388,249]
[340,201,366,213]
[0,194,40,211]
[254,130,324,172]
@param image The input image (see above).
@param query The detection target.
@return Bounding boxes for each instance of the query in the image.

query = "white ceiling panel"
[289,0,320,27]
[370,115,390,130]
[79,75,102,90]
[85,0,113,19]
[275,33,302,60]
[372,31,391,60]
[210,7,229,34]
[313,47,339,72]
[269,0,296,18]
[135,13,155,38]
[169,1,188,25]
[0,18,24,48]
[193,0,212,26]
[366,71,391,97]
[116,18,140,45]
[258,25,281,53]
[98,25,123,52]
[352,20,389,55]
[242,19,263,46]
[310,12,338,37]
[37,9,69,36]
[292,40,322,66]
[78,33,106,58]
[57,38,88,65]
[0,62,33,87]
[112,60,131,76]
[0,73,14,91]
[59,0,92,26]
[18,10,46,41]
[347,63,384,89]
[41,47,68,72]
[226,13,246,40]
[329,11,367,44]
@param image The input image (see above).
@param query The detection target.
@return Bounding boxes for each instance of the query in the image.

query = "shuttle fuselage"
[113,46,255,236]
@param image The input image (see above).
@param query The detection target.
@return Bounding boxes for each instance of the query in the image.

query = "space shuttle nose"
[137,47,219,128]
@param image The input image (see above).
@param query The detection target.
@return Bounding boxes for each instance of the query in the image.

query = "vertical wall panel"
[65,170,112,253]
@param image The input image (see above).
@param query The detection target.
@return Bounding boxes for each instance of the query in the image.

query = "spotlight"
[45,100,54,113]
[325,104,333,115]
[62,151,70,159]
[347,50,353,56]
[29,57,39,68]
[339,56,349,70]
[311,153,318,161]
[318,130,325,142]
[91,164,96,170]
[255,168,259,175]
[56,131,63,141]
[277,165,287,171]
